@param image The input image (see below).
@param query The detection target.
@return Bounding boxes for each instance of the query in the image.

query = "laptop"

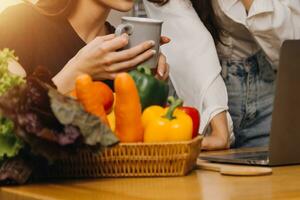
[200,40,300,166]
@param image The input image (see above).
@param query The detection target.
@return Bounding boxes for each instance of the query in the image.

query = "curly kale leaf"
[0,48,25,96]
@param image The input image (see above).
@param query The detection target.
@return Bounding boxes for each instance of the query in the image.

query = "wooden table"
[1,152,300,200]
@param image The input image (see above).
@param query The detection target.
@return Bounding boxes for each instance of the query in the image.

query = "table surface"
[1,149,300,200]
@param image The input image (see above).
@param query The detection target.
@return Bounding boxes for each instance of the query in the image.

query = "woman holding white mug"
[0,0,170,94]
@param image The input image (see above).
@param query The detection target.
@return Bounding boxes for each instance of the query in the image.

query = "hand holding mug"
[53,34,156,93]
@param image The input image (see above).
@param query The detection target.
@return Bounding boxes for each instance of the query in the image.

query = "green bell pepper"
[129,65,169,110]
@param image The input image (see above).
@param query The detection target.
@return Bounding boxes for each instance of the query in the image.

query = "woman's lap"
[221,52,276,148]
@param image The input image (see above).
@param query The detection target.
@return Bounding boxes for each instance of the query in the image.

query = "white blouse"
[290,1,300,37]
[214,0,300,67]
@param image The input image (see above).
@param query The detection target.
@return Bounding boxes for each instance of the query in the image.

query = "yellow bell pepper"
[142,97,193,142]
[107,110,116,132]
[107,93,116,132]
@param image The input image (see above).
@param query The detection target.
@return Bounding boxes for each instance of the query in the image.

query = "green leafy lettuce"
[0,48,25,96]
[0,117,23,161]
[0,49,25,162]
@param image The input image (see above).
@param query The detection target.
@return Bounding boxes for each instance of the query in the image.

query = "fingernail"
[151,50,157,55]
[149,40,155,46]
[158,69,164,77]
[122,33,129,39]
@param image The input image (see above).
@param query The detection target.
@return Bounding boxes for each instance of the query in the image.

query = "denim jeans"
[221,51,276,148]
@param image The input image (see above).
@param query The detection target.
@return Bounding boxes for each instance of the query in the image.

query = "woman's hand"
[201,112,230,151]
[201,134,230,151]
[155,36,171,81]
[53,34,156,93]
[155,53,169,80]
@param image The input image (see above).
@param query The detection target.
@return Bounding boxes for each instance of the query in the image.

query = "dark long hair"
[190,0,223,44]
[148,0,223,44]
[23,0,76,17]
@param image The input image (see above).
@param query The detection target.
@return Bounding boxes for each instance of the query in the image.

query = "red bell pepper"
[180,107,200,138]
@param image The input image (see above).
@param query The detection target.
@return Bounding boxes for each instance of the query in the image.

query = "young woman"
[144,0,299,148]
[0,0,169,94]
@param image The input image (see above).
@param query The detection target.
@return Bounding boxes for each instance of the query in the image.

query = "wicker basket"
[48,136,202,178]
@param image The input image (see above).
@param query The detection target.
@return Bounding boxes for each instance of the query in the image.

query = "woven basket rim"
[46,136,203,178]
[116,135,203,147]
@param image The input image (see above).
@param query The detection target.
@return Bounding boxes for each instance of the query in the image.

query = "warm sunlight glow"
[0,0,22,13]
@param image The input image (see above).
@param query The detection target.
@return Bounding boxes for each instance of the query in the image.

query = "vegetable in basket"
[114,73,144,142]
[75,74,110,126]
[107,109,116,132]
[0,117,23,162]
[129,65,169,110]
[0,79,119,184]
[0,49,25,163]
[142,96,193,143]
[0,61,119,184]
[107,93,116,132]
[180,107,200,138]
[71,80,114,114]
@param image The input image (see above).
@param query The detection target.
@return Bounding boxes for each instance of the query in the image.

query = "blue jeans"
[221,51,276,148]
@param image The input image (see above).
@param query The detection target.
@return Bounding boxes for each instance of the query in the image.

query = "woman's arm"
[53,34,169,93]
[200,75,233,150]
[0,6,169,92]
[202,111,230,150]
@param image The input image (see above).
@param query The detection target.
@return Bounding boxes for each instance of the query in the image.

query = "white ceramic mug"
[115,17,163,69]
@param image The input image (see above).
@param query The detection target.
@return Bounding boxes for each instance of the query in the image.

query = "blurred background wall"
[108,11,130,26]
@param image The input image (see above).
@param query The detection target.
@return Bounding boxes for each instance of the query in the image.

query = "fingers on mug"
[115,24,134,36]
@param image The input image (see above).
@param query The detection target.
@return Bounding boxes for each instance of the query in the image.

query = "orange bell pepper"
[142,97,193,143]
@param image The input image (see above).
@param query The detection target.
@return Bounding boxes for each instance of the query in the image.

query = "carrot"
[70,82,114,114]
[114,73,144,142]
[93,81,114,114]
[75,74,109,126]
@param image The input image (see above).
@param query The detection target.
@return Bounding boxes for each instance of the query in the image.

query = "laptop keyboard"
[231,151,269,160]
[200,150,270,165]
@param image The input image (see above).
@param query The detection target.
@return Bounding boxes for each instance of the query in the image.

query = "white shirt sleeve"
[202,75,235,144]
[143,0,234,140]
[289,0,300,38]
